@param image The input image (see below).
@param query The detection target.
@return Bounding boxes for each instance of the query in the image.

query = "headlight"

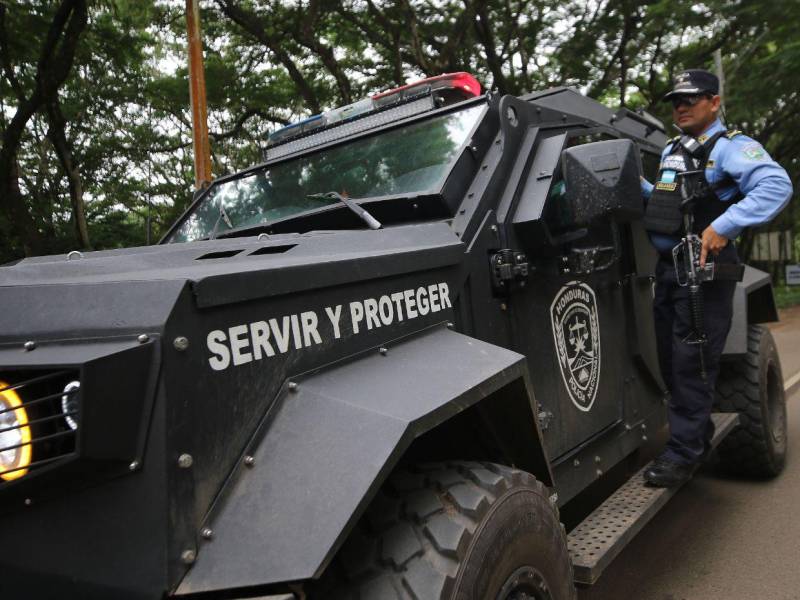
[61,381,80,431]
[0,380,32,481]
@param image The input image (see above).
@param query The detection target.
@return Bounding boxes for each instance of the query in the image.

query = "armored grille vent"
[196,249,244,260]
[248,244,296,256]
[0,370,80,484]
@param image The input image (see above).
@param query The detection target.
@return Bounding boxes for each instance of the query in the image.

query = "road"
[578,306,800,600]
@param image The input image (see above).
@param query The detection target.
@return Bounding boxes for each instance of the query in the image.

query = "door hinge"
[558,221,621,276]
[559,245,616,275]
[490,249,529,293]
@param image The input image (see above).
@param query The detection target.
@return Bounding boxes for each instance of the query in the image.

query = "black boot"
[643,456,693,487]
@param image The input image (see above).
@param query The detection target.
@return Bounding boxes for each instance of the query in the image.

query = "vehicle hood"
[0,223,464,341]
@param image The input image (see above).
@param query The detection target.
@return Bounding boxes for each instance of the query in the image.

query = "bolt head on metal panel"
[379,347,388,356]
[129,460,140,471]
[173,336,189,351]
[573,459,580,467]
[178,453,193,468]
[23,340,36,351]
[288,381,298,392]
[244,455,255,467]
[137,334,149,344]
[181,549,196,564]
[201,527,213,540]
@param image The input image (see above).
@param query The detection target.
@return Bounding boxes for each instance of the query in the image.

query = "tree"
[0,0,797,265]
[0,0,87,257]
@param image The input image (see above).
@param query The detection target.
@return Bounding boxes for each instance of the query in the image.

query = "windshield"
[168,103,485,242]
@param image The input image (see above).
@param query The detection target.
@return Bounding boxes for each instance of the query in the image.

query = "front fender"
[724,265,778,356]
[176,325,541,595]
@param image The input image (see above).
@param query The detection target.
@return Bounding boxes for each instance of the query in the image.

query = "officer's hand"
[700,226,729,267]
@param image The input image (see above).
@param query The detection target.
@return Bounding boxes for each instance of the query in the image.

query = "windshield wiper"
[210,201,234,240]
[213,192,383,239]
[307,191,381,230]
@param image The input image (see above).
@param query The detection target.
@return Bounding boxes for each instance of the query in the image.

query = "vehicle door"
[507,130,634,461]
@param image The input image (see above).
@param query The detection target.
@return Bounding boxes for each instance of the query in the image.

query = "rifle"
[672,170,715,380]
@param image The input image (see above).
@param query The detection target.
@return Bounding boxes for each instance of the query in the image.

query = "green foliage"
[775,285,800,310]
[1,0,799,262]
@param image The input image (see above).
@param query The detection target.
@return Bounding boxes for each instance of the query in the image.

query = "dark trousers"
[653,244,738,464]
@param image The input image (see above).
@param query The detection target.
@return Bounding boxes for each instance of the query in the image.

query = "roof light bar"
[268,72,481,147]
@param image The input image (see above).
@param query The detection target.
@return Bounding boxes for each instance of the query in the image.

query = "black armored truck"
[0,73,787,600]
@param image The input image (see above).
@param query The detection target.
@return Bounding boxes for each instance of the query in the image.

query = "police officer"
[641,69,793,487]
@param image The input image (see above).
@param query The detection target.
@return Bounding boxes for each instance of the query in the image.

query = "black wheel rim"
[498,566,554,600]
[766,361,787,445]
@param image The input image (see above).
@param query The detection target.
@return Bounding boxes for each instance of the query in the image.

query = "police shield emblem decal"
[550,282,601,411]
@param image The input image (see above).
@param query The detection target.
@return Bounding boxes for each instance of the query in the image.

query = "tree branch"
[294,0,352,104]
[215,0,321,113]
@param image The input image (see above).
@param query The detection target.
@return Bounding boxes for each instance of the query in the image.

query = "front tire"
[715,324,787,476]
[315,462,576,600]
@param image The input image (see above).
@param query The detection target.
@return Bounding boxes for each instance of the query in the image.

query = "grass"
[775,285,800,309]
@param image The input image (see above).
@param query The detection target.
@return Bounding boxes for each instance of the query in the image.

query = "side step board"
[567,412,739,586]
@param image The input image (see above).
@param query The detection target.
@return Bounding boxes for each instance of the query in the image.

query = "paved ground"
[768,305,800,385]
[577,306,800,600]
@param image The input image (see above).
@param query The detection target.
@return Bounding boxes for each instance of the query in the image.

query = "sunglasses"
[671,94,712,109]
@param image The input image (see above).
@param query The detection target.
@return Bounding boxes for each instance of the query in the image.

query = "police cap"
[663,69,719,101]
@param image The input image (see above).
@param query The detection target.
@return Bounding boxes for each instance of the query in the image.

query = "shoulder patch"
[742,142,767,161]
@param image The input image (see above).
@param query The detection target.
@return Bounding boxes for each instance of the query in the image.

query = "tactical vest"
[643,130,741,235]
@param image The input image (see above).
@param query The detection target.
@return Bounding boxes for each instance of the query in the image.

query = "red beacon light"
[372,72,481,107]
[268,72,482,146]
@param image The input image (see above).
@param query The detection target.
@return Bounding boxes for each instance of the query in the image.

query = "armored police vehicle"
[0,73,787,600]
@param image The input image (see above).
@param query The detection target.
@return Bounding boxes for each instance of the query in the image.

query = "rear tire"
[314,461,576,600]
[714,325,787,476]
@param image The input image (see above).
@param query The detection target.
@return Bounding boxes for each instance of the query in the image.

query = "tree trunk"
[0,0,88,256]
[474,3,509,94]
[3,159,44,256]
[46,101,90,249]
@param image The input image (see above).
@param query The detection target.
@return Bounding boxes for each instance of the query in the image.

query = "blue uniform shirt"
[642,119,793,254]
